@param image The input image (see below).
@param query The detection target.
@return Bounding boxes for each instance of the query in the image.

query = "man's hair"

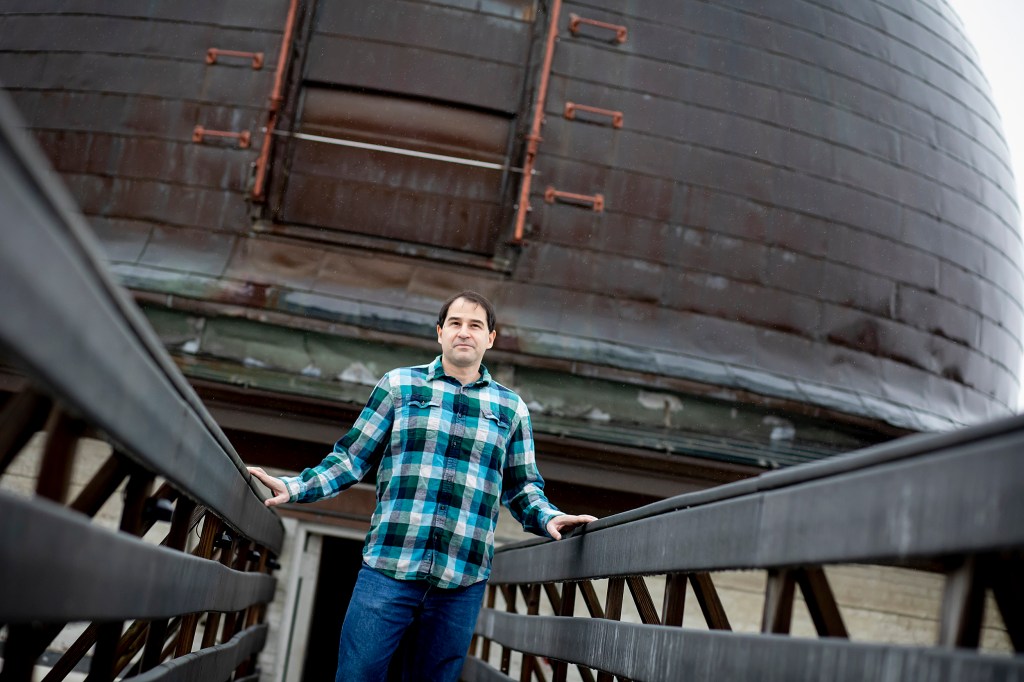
[437,291,496,331]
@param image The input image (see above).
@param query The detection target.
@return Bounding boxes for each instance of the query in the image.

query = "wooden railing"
[468,414,1024,681]
[0,92,283,680]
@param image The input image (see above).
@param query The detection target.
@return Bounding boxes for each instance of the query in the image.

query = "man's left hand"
[546,514,598,541]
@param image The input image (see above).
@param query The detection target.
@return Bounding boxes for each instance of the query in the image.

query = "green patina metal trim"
[119,263,946,433]
[142,304,877,468]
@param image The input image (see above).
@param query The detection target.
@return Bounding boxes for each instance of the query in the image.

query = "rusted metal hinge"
[569,13,628,43]
[545,186,605,212]
[564,101,623,128]
[206,48,264,70]
[192,125,251,149]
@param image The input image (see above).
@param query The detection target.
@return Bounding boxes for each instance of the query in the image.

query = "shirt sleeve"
[280,374,394,503]
[500,402,563,538]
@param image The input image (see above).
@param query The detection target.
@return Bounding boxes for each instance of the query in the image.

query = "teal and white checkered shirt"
[282,356,562,588]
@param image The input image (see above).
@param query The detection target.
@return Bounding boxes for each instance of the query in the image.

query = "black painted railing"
[0,92,283,681]
[468,414,1024,681]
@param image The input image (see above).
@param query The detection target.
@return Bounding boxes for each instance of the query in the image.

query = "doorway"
[299,534,365,681]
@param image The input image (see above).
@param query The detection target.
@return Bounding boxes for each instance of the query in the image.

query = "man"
[249,291,596,681]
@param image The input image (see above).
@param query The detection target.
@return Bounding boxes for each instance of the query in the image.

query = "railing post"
[552,583,576,682]
[1,624,46,682]
[69,453,132,516]
[84,467,154,681]
[991,554,1024,652]
[762,569,796,634]
[794,568,848,638]
[579,581,605,619]
[236,546,272,678]
[690,572,731,630]
[175,513,222,657]
[519,584,542,682]
[140,497,198,672]
[84,623,123,682]
[480,584,497,663]
[499,585,518,675]
[0,388,51,476]
[626,577,660,625]
[662,573,687,627]
[596,578,625,682]
[201,532,237,649]
[35,408,84,503]
[221,536,251,643]
[939,556,985,648]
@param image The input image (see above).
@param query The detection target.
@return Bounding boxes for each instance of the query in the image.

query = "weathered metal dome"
[0,0,1019,440]
[507,0,1023,431]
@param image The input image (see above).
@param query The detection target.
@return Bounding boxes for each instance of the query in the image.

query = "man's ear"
[486,329,496,348]
[437,325,443,344]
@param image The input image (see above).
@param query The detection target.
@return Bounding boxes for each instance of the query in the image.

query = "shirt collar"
[428,355,492,387]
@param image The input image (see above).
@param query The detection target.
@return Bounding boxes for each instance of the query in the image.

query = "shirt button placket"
[436,387,466,559]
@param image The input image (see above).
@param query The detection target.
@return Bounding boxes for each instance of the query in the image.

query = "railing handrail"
[0,490,275,622]
[497,410,1024,553]
[0,92,282,553]
[477,414,1024,680]
[491,416,1024,583]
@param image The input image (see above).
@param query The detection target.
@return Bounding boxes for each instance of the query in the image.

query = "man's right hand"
[248,467,290,507]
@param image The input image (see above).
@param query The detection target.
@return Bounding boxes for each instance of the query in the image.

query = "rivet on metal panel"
[545,186,605,212]
[206,48,264,70]
[568,13,628,43]
[564,102,623,128]
[192,125,251,149]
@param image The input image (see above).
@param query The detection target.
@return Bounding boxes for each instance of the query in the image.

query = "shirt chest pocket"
[401,395,442,439]
[478,409,511,452]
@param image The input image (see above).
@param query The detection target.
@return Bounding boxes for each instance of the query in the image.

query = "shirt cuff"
[280,475,304,502]
[537,507,563,538]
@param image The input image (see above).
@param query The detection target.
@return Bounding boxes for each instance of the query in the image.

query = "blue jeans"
[335,563,487,682]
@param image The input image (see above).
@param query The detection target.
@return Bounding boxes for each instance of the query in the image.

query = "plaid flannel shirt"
[281,356,562,588]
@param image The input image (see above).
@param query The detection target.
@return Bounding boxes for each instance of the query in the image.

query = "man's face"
[437,298,496,369]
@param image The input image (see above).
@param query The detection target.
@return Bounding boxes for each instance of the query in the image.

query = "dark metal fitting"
[206,48,264,70]
[192,125,251,149]
[214,531,234,548]
[564,102,624,128]
[568,13,628,43]
[544,186,605,212]
[143,497,175,523]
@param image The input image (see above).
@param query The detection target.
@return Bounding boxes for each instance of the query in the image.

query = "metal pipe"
[512,0,562,244]
[251,0,300,202]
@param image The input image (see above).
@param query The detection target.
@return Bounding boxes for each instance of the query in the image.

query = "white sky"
[945,0,1024,410]
[946,0,1024,209]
